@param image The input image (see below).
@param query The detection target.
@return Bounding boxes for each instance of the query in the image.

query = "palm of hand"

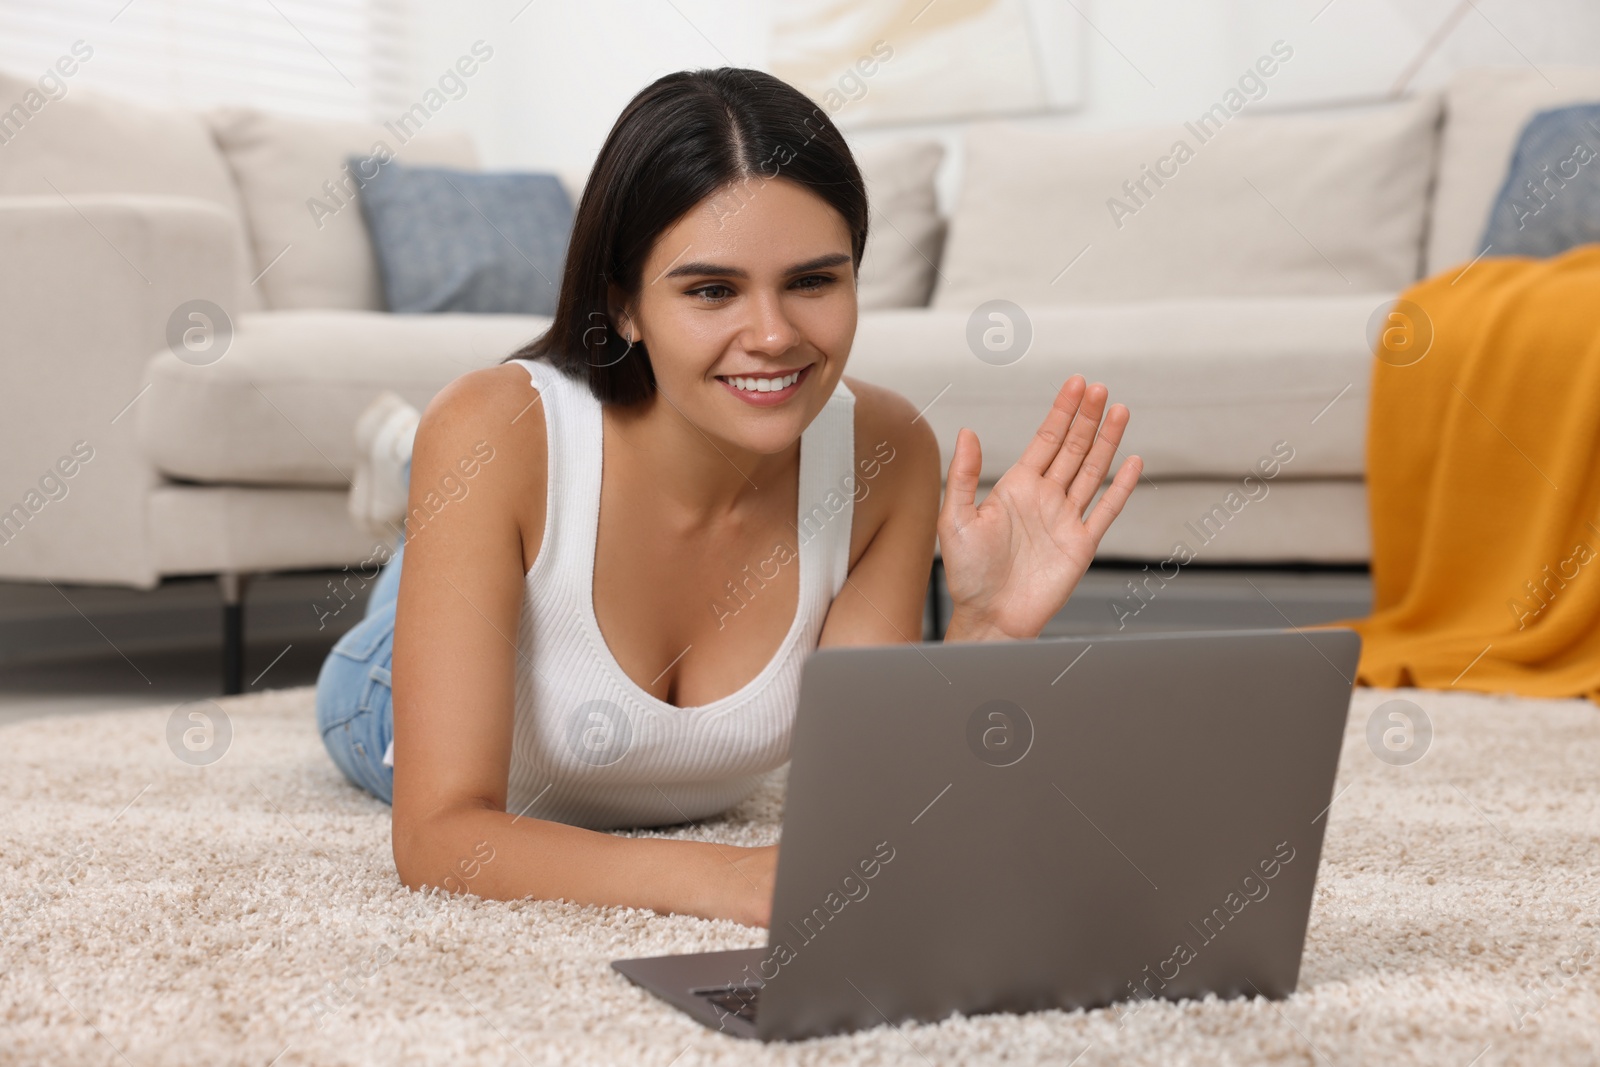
[938,376,1142,641]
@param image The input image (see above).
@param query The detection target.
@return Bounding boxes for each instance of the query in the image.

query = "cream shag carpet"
[2,684,1598,1066]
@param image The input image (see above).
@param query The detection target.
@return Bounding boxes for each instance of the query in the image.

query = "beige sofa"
[2,65,1594,621]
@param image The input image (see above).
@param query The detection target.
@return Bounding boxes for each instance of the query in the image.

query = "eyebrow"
[661,251,852,281]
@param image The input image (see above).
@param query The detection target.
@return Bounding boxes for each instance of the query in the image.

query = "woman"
[316,67,1142,929]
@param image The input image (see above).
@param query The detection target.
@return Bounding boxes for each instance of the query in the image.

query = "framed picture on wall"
[770,0,1084,128]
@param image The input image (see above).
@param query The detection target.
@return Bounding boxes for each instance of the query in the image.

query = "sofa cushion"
[846,295,1385,483]
[1479,102,1600,259]
[933,93,1441,310]
[1093,478,1369,565]
[0,69,259,312]
[852,139,947,309]
[138,311,548,487]
[553,166,590,208]
[207,108,478,312]
[140,295,1377,491]
[1426,65,1600,277]
[357,162,573,313]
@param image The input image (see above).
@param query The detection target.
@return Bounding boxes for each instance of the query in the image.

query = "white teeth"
[725,371,801,393]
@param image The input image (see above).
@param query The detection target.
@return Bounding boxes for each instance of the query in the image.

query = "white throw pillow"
[544,143,945,310]
[0,67,259,310]
[1425,65,1600,278]
[932,93,1441,310]
[553,165,591,211]
[852,139,947,309]
[207,108,478,311]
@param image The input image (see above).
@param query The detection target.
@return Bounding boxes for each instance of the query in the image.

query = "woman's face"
[622,177,857,456]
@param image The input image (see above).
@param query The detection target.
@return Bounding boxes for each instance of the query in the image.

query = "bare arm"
[816,378,943,648]
[388,365,772,926]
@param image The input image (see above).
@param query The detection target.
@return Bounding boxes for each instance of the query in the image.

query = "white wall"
[405,0,772,192]
[405,0,1600,214]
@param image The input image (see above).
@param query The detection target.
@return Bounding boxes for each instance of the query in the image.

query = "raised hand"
[938,375,1142,642]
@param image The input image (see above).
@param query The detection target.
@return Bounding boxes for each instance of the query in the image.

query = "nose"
[740,286,801,358]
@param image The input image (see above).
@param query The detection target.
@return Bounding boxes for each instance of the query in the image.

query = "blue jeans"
[315,476,407,804]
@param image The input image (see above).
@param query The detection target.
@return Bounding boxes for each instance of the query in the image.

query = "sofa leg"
[219,572,247,696]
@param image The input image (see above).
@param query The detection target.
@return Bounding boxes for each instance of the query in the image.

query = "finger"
[1015,376,1085,476]
[1064,400,1130,516]
[1084,454,1143,544]
[1044,381,1109,490]
[941,427,983,528]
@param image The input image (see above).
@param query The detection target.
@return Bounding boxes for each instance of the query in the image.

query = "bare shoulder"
[418,363,544,440]
[405,362,548,557]
[413,363,546,475]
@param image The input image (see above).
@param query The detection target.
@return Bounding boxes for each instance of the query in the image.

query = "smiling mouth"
[714,364,813,403]
[717,368,806,392]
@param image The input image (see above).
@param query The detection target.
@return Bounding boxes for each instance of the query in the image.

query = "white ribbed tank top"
[497,356,856,830]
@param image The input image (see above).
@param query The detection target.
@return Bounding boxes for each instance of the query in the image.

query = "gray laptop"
[613,626,1360,1041]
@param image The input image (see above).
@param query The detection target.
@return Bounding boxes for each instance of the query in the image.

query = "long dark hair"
[506,67,869,406]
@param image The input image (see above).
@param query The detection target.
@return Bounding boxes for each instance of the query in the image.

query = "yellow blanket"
[1323,243,1600,704]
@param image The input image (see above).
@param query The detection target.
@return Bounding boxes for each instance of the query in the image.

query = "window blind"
[0,0,416,122]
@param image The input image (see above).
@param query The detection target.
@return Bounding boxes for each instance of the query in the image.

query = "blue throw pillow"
[1479,102,1600,259]
[355,159,573,314]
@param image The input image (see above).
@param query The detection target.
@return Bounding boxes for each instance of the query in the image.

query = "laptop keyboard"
[694,983,762,1022]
